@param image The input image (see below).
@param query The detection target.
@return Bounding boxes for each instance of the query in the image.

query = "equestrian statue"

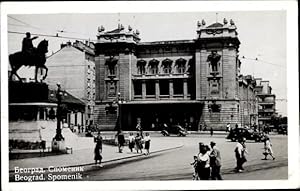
[9,32,49,82]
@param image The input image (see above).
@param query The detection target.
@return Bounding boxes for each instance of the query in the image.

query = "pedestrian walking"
[94,131,103,167]
[117,131,125,153]
[263,137,275,160]
[143,132,151,155]
[209,141,222,180]
[210,127,214,136]
[128,132,135,152]
[135,133,143,153]
[197,144,211,180]
[190,155,199,180]
[234,137,247,172]
[136,122,143,138]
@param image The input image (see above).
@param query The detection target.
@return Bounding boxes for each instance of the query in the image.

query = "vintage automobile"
[226,127,265,142]
[161,124,188,137]
[277,124,287,135]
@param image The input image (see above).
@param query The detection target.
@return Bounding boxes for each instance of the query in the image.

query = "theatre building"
[94,19,257,131]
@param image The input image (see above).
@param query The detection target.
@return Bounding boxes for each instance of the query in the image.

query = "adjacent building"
[255,78,276,128]
[238,75,258,127]
[43,40,96,127]
[93,19,259,131]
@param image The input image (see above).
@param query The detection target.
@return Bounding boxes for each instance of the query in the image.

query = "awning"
[9,102,57,107]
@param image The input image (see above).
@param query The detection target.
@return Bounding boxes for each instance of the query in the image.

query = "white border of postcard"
[1,1,299,190]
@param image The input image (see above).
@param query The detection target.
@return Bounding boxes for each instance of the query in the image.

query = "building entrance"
[119,102,203,131]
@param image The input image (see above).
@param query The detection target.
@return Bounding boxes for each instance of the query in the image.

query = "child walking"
[190,155,199,180]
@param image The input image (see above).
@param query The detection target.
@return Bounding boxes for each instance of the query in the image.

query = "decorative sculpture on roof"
[223,18,228,25]
[207,51,221,73]
[201,19,206,26]
[197,21,201,27]
[98,25,105,32]
[118,24,125,30]
[135,29,140,35]
[128,25,132,32]
[230,19,235,25]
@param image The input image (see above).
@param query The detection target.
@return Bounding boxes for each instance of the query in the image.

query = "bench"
[66,147,73,154]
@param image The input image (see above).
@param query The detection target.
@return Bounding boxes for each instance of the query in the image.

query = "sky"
[6,9,287,116]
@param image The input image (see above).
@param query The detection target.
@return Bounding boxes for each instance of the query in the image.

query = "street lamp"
[52,82,66,152]
[117,92,122,132]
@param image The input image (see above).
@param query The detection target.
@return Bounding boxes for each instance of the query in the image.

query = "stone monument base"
[51,139,66,152]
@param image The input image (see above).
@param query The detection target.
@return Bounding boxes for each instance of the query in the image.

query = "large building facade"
[43,41,96,127]
[94,19,258,131]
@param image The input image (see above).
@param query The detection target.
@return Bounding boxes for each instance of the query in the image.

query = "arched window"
[162,58,173,74]
[137,60,146,75]
[148,59,159,75]
[175,58,187,74]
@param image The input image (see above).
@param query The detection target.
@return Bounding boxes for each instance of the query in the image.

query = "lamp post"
[52,82,66,152]
[117,92,121,132]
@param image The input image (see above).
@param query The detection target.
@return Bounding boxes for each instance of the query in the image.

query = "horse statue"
[9,39,49,82]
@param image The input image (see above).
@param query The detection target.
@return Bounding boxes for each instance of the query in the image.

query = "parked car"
[277,124,287,135]
[161,124,188,137]
[226,127,265,142]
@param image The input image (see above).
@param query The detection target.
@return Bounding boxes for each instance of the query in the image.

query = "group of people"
[93,131,152,167]
[192,136,275,180]
[191,141,222,180]
[128,132,151,155]
[116,131,152,155]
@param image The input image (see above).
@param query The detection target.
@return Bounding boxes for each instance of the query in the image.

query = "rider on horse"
[9,33,48,82]
[22,32,38,57]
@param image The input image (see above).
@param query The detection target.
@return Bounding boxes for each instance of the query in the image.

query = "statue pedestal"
[51,139,66,153]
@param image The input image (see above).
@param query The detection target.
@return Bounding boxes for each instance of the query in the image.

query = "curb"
[9,145,183,173]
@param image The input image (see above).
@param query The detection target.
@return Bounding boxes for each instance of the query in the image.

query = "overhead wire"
[8,15,42,30]
[8,31,96,42]
[8,16,96,42]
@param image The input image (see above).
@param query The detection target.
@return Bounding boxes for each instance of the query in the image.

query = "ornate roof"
[206,22,224,28]
[106,28,123,34]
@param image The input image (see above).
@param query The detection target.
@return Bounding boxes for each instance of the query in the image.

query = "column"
[183,79,188,99]
[169,79,173,98]
[81,113,84,126]
[37,108,40,120]
[142,80,146,99]
[155,80,160,100]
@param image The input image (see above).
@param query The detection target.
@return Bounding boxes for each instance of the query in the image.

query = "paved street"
[9,132,287,181]
[83,134,287,180]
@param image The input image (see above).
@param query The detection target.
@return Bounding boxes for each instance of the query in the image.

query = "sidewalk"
[9,136,183,172]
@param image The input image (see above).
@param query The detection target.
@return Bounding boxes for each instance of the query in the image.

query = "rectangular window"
[173,79,183,95]
[134,81,142,96]
[146,81,155,95]
[159,80,169,95]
